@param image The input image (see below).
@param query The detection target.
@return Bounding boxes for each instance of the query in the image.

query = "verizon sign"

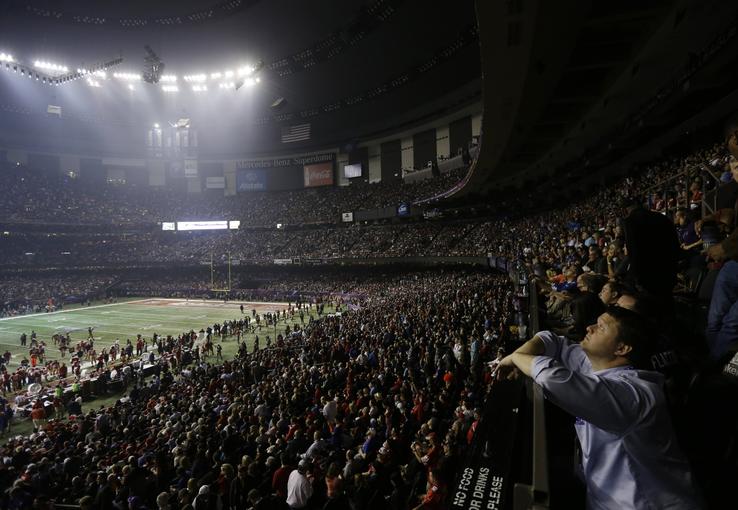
[303,162,334,187]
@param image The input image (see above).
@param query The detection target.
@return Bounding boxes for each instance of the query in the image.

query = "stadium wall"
[1,104,482,192]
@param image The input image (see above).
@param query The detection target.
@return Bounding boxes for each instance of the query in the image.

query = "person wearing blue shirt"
[497,306,701,510]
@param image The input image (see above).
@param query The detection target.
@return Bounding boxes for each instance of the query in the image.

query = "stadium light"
[219,82,235,89]
[113,72,142,81]
[160,74,177,82]
[86,78,101,87]
[192,84,207,92]
[153,123,160,128]
[224,70,234,78]
[0,53,13,62]
[210,72,221,79]
[79,68,107,79]
[161,85,178,92]
[34,60,69,73]
[128,83,135,90]
[183,73,207,83]
[237,65,254,76]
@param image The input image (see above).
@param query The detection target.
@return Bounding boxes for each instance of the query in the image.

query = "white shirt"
[323,400,337,422]
[286,470,312,508]
[304,439,325,459]
[532,331,702,510]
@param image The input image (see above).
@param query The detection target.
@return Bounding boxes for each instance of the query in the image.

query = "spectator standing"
[286,460,313,509]
[621,197,680,308]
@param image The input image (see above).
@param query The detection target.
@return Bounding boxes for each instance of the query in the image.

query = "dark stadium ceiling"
[460,0,738,195]
[0,0,482,150]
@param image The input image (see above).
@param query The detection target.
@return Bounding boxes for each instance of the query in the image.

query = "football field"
[0,297,326,369]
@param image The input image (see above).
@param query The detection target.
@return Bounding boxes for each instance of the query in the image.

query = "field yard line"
[140,298,288,306]
[0,320,217,337]
[97,316,225,327]
[97,316,185,324]
[91,310,222,319]
[0,299,152,323]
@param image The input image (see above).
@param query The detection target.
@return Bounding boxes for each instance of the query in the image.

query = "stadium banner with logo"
[303,161,334,187]
[236,168,268,191]
[235,154,335,192]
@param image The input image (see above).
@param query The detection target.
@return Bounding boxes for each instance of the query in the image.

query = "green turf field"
[0,297,329,370]
[0,297,334,442]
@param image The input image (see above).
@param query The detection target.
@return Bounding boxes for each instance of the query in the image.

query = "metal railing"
[642,163,724,218]
[513,280,550,510]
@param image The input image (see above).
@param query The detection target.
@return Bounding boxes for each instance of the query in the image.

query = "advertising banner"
[303,162,334,187]
[237,168,268,191]
[342,212,354,222]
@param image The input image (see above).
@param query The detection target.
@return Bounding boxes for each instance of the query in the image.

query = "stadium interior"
[1,0,738,509]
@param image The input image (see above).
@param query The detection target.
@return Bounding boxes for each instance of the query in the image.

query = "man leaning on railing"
[496,306,702,510]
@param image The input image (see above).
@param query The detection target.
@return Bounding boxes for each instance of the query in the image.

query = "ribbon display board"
[235,152,334,170]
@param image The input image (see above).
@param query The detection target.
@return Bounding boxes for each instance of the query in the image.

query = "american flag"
[47,105,62,117]
[281,123,311,143]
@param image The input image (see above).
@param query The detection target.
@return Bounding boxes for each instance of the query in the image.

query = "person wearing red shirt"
[272,454,293,500]
[412,470,446,510]
[412,432,440,471]
[30,401,46,431]
[466,410,481,445]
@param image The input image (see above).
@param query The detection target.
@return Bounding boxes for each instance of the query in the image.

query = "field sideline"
[0,297,331,370]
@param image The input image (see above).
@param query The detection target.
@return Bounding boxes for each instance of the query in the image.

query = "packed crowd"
[0,162,467,227]
[0,274,118,318]
[0,225,455,267]
[110,269,452,304]
[1,141,733,269]
[0,270,514,510]
[1,128,737,508]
